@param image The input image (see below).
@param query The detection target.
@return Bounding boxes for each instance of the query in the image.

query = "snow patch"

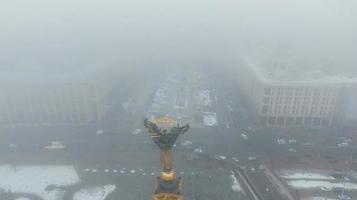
[203,112,217,126]
[199,90,212,107]
[0,165,80,200]
[278,171,335,180]
[73,185,116,200]
[230,171,242,192]
[301,197,338,200]
[288,180,357,190]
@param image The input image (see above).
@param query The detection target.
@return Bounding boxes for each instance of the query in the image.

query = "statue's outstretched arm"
[178,124,190,133]
[144,118,161,135]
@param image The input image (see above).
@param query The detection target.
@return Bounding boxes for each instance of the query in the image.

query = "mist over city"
[0,0,357,200]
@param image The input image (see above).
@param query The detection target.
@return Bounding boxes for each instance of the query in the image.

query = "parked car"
[132,129,142,135]
[288,139,297,144]
[248,156,256,161]
[241,133,248,139]
[232,157,239,162]
[320,186,332,191]
[338,142,349,148]
[214,155,227,161]
[277,139,287,145]
[288,148,297,153]
[45,141,65,149]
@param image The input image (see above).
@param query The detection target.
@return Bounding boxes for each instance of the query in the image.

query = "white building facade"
[238,58,357,129]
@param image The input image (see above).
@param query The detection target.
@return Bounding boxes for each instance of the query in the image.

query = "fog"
[1,0,356,73]
[2,1,357,199]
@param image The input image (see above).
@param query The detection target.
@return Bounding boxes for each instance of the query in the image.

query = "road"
[2,67,356,200]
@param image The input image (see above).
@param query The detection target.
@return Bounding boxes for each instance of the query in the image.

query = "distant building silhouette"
[0,69,111,127]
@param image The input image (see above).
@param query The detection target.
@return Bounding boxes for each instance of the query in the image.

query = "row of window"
[262,104,335,116]
[263,96,337,106]
[264,87,337,97]
[260,116,331,127]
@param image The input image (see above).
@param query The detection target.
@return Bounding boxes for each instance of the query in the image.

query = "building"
[238,56,357,129]
[0,69,112,128]
[337,83,357,129]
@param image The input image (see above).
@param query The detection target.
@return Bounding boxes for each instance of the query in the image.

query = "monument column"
[144,116,189,200]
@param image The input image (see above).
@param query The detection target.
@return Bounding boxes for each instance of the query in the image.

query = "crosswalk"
[81,168,206,177]
[82,168,157,176]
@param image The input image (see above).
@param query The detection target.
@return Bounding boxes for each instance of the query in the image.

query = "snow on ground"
[199,90,212,107]
[203,112,217,126]
[301,197,338,200]
[230,171,242,192]
[0,165,80,200]
[278,170,335,180]
[288,180,357,190]
[73,185,116,200]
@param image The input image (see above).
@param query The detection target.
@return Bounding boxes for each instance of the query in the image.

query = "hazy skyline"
[1,0,356,72]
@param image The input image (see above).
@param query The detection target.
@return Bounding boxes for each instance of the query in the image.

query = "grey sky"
[0,0,356,71]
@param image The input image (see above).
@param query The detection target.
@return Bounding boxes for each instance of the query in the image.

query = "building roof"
[244,56,357,83]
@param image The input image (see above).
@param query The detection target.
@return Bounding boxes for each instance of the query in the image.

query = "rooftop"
[244,56,357,83]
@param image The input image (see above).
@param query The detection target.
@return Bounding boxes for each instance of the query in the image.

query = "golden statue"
[144,116,189,200]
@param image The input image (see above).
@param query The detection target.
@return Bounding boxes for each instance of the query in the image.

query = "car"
[132,129,141,135]
[214,155,227,161]
[277,139,287,145]
[181,140,193,146]
[241,133,248,139]
[338,142,349,148]
[194,147,203,153]
[320,186,332,191]
[248,156,256,161]
[45,141,65,149]
[288,139,297,144]
[232,157,239,162]
[288,148,297,153]
[96,129,104,135]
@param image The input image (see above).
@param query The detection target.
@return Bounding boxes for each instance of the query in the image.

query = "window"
[264,88,271,95]
[312,118,321,126]
[295,117,303,125]
[260,117,267,126]
[304,117,312,126]
[268,117,276,125]
[277,117,284,125]
[286,117,294,126]
[263,97,270,104]
[262,105,268,113]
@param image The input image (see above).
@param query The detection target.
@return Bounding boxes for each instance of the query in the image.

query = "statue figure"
[144,116,189,200]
